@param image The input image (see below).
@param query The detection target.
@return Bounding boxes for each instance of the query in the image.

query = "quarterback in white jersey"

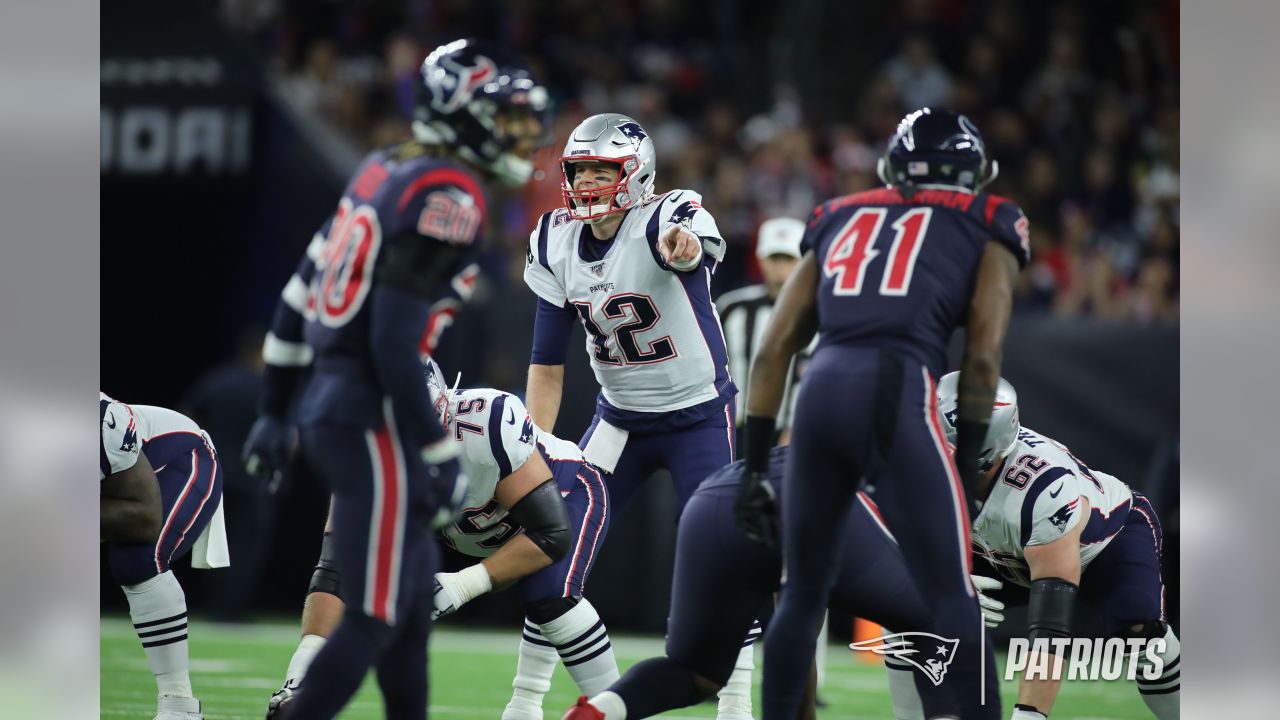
[881,374,1180,720]
[524,113,754,720]
[100,392,228,720]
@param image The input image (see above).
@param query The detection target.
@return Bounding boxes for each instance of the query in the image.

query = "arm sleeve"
[982,195,1032,268]
[1025,470,1085,547]
[523,211,568,305]
[259,225,327,417]
[369,284,447,449]
[100,398,141,480]
[530,298,576,365]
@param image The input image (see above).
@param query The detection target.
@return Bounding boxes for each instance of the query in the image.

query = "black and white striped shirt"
[716,284,813,430]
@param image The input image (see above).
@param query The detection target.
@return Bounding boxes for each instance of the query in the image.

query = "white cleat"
[265,686,299,719]
[154,694,203,720]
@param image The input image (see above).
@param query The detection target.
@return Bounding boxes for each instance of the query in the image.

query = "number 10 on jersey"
[822,207,933,296]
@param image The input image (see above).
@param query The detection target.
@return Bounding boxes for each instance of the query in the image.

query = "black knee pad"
[1119,619,1167,641]
[525,595,580,625]
[308,531,342,597]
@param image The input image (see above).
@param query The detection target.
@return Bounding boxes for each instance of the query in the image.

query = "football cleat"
[264,686,297,719]
[154,695,202,720]
[561,696,605,720]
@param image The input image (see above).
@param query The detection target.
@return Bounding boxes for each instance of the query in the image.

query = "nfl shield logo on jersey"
[850,632,960,686]
[590,262,605,278]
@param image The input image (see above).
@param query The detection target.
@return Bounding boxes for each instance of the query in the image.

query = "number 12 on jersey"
[822,207,932,297]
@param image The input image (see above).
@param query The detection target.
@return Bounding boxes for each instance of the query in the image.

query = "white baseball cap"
[755,217,805,260]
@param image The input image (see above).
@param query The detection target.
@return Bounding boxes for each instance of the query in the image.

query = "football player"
[882,374,1179,720]
[524,113,755,719]
[737,108,1030,719]
[265,360,617,719]
[243,39,550,720]
[562,445,929,720]
[101,393,229,720]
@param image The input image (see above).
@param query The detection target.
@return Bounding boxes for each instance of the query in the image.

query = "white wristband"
[668,246,703,272]
[454,563,493,605]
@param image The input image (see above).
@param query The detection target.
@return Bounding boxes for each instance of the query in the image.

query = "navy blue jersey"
[801,187,1030,376]
[297,144,487,437]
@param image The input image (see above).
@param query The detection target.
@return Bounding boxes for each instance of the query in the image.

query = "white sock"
[123,571,193,699]
[815,614,829,690]
[502,621,559,720]
[884,659,925,720]
[539,599,620,697]
[1137,626,1180,720]
[716,621,759,718]
[282,634,327,689]
[588,690,627,720]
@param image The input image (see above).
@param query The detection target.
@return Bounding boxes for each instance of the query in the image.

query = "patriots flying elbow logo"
[615,120,648,149]
[119,418,139,453]
[850,632,959,686]
[1048,498,1079,531]
[667,199,701,229]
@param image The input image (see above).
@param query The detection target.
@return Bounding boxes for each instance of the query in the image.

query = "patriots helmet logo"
[849,632,959,686]
[667,199,701,229]
[519,418,535,444]
[615,120,648,149]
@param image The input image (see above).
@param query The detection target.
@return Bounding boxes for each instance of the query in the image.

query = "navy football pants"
[519,454,611,603]
[1081,492,1168,635]
[764,348,997,720]
[667,482,929,688]
[107,432,223,586]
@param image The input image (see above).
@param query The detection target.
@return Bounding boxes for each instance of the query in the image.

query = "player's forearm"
[480,534,555,589]
[957,243,1018,424]
[747,253,819,419]
[525,364,564,431]
[369,287,446,448]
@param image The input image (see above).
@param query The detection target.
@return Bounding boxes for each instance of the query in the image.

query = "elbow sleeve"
[1027,577,1078,644]
[508,479,572,562]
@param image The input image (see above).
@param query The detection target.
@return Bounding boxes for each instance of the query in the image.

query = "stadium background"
[101,0,1178,651]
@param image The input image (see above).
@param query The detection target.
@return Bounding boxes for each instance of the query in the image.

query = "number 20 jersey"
[523,190,733,415]
[801,187,1031,376]
[299,145,486,431]
[972,427,1134,588]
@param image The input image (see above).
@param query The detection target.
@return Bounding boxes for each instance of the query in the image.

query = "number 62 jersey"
[971,427,1135,588]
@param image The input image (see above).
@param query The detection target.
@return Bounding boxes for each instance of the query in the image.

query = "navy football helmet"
[877,108,998,194]
[412,39,550,186]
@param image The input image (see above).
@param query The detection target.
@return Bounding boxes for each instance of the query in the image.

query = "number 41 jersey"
[802,187,1031,376]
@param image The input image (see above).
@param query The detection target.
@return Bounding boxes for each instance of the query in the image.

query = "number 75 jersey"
[802,187,1031,376]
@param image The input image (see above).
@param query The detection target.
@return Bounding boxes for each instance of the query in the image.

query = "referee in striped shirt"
[717,217,812,443]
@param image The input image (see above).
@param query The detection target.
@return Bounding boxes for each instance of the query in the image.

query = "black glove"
[735,469,779,548]
[242,415,296,487]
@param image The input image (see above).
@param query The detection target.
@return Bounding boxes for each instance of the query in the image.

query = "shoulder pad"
[978,194,1031,268]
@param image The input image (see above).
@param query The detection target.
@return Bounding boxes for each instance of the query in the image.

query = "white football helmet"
[422,358,452,427]
[560,113,657,223]
[935,371,1020,471]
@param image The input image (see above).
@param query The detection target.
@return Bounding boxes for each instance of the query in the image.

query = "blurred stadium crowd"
[221,0,1178,323]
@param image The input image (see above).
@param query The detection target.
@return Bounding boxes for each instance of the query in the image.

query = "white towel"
[581,418,629,474]
[190,496,230,569]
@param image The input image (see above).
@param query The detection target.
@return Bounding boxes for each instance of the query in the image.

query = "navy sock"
[613,656,706,717]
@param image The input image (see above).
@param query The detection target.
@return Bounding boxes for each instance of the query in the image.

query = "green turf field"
[102,617,1149,719]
